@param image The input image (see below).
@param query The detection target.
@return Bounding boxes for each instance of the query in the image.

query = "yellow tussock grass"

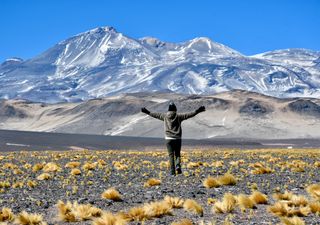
[92,212,127,225]
[164,196,184,208]
[213,193,237,214]
[143,200,172,218]
[237,194,256,211]
[171,218,193,225]
[306,184,320,200]
[65,161,81,168]
[82,162,97,170]
[290,195,308,207]
[0,208,14,222]
[273,191,293,201]
[73,202,102,220]
[71,168,81,176]
[27,180,37,188]
[32,163,44,172]
[126,206,149,221]
[183,199,203,216]
[144,178,161,187]
[36,173,51,181]
[250,191,268,204]
[203,176,220,188]
[281,216,305,225]
[43,162,61,172]
[268,202,289,217]
[212,161,224,167]
[268,202,310,217]
[56,200,76,222]
[101,188,122,201]
[217,173,237,186]
[15,211,46,225]
[309,201,320,213]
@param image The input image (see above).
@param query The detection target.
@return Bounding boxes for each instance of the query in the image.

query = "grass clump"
[144,178,161,187]
[183,199,203,216]
[15,211,46,225]
[101,188,122,201]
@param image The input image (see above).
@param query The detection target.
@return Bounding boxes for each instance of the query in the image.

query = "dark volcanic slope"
[1,129,320,152]
[1,91,320,139]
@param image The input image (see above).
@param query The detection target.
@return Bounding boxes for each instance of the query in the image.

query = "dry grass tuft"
[217,173,237,186]
[15,211,46,225]
[203,176,220,188]
[306,184,320,200]
[71,168,81,176]
[213,193,237,214]
[268,202,289,217]
[273,191,293,201]
[0,208,14,222]
[143,200,172,218]
[237,194,256,211]
[250,191,268,204]
[36,173,52,181]
[250,162,273,174]
[290,195,308,207]
[73,202,102,220]
[112,161,128,170]
[183,199,203,216]
[82,162,97,171]
[65,161,81,168]
[171,218,193,225]
[144,178,161,187]
[126,206,149,221]
[43,162,61,172]
[268,201,310,217]
[56,200,76,222]
[101,188,122,201]
[57,200,102,221]
[308,201,320,214]
[32,163,44,172]
[164,196,184,208]
[92,212,127,225]
[281,216,305,225]
[27,180,37,188]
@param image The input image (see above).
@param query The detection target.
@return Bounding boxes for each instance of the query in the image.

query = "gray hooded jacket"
[148,111,198,139]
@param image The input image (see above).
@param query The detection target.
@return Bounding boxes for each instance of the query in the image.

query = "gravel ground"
[1,148,320,225]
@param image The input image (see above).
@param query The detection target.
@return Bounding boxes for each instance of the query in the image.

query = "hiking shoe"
[176,168,182,174]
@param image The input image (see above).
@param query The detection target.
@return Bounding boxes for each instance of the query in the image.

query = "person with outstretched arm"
[141,102,206,176]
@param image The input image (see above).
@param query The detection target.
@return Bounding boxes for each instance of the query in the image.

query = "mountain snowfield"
[1,26,320,103]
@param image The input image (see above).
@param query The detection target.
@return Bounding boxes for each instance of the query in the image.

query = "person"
[141,102,206,176]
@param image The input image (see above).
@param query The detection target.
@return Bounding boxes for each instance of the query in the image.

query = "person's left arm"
[178,106,206,121]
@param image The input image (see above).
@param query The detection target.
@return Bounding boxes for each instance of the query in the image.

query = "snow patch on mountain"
[1,26,320,103]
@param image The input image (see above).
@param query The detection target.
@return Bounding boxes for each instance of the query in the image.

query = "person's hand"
[196,106,205,113]
[141,107,150,114]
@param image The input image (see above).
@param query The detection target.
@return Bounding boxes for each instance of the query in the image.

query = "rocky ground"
[1,148,320,225]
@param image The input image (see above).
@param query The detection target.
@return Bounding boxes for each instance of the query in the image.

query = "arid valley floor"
[1,147,320,225]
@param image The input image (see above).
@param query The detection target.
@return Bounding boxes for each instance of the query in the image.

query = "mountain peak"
[139,37,166,48]
[1,26,320,103]
[89,26,117,33]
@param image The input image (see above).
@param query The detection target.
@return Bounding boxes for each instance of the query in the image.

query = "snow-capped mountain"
[1,26,320,103]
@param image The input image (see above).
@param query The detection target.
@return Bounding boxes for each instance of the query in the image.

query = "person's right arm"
[141,107,165,121]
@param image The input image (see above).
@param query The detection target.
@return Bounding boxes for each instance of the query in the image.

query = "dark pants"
[165,139,182,175]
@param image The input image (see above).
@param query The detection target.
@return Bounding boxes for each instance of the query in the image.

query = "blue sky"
[1,0,319,62]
